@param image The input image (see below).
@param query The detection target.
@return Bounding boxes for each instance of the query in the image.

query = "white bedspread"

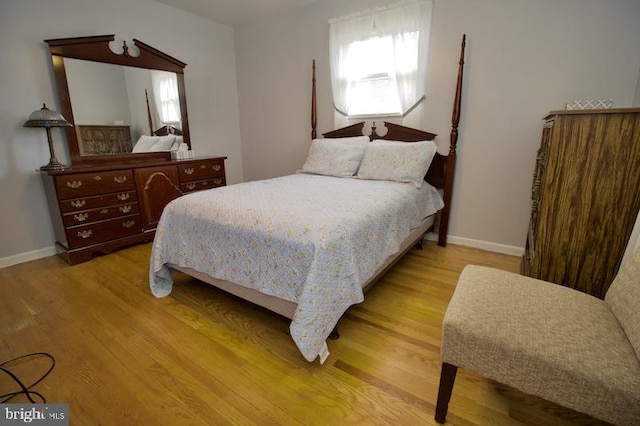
[150,174,443,362]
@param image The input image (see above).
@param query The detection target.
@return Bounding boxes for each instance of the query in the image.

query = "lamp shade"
[24,103,72,128]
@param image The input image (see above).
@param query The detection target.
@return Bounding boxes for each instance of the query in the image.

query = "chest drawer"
[180,177,226,193]
[178,159,225,182]
[55,170,135,199]
[62,202,139,227]
[60,190,138,213]
[66,214,142,249]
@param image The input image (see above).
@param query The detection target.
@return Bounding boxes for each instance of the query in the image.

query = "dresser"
[42,157,226,264]
[522,108,640,298]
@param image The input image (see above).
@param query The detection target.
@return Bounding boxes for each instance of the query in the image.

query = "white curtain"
[151,70,181,126]
[329,0,432,119]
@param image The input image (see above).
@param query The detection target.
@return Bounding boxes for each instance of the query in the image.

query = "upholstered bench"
[435,251,640,425]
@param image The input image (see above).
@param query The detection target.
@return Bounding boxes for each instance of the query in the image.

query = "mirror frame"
[45,34,191,166]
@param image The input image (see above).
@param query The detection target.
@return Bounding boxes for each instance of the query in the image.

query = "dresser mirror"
[46,35,191,166]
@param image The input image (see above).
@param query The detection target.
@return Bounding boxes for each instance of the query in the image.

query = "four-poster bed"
[150,35,467,363]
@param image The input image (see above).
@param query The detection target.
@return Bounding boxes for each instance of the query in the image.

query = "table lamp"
[24,103,72,171]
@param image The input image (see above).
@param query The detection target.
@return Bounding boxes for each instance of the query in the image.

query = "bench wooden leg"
[435,362,458,424]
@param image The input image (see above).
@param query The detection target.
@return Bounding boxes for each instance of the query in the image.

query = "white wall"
[124,67,156,143]
[66,60,132,125]
[235,0,640,254]
[0,0,242,265]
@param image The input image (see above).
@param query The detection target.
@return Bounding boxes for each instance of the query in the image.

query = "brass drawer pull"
[122,220,135,228]
[100,209,109,214]
[78,229,93,239]
[71,199,86,208]
[212,165,221,172]
[186,183,196,190]
[213,178,222,185]
[117,193,130,201]
[93,175,103,181]
[200,165,206,169]
[67,180,82,189]
[114,176,128,184]
[73,213,89,222]
[185,167,194,175]
[119,205,132,213]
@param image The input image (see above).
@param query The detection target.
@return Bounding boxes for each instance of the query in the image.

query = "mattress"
[150,173,444,361]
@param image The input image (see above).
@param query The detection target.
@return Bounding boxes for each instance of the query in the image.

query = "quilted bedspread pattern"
[150,174,443,361]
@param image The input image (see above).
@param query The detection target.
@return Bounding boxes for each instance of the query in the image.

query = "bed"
[131,95,189,154]
[150,35,467,363]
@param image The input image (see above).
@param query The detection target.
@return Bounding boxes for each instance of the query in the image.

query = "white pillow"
[357,140,437,188]
[299,138,369,177]
[152,135,177,151]
[132,135,159,153]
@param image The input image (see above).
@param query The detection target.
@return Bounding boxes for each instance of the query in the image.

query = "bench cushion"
[442,265,640,425]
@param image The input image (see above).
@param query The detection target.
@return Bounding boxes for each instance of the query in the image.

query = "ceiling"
[151,0,317,27]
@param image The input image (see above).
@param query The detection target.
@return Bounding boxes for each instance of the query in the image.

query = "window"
[151,70,181,124]
[329,0,432,118]
[345,35,403,115]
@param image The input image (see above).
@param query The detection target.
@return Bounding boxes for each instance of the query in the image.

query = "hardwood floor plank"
[0,241,606,425]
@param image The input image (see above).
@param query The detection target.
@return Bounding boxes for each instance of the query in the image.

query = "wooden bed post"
[312,35,467,248]
[311,59,317,140]
[438,34,466,247]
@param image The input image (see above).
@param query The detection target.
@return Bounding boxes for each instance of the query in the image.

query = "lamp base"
[40,158,68,171]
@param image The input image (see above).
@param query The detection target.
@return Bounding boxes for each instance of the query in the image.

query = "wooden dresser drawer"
[42,156,226,264]
[60,190,138,213]
[178,159,225,182]
[180,177,226,193]
[66,214,142,249]
[55,170,135,199]
[62,202,140,227]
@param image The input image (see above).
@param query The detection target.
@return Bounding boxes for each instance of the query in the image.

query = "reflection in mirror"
[151,71,181,128]
[65,58,182,156]
[46,34,191,166]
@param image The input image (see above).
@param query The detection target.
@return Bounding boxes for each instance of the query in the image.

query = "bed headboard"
[153,125,183,136]
[314,34,467,247]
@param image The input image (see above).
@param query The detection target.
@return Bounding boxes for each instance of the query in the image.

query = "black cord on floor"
[0,352,55,403]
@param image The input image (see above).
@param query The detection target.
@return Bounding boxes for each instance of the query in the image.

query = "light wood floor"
[0,242,608,425]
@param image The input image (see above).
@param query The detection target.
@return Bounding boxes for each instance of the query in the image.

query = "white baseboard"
[425,233,525,257]
[1,235,525,270]
[0,246,58,269]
